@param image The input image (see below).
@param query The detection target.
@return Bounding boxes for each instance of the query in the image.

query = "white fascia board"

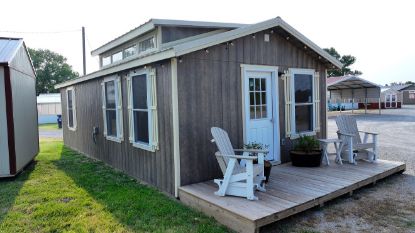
[174,18,279,56]
[91,22,156,56]
[55,49,175,89]
[173,17,343,69]
[152,18,247,28]
[353,76,381,88]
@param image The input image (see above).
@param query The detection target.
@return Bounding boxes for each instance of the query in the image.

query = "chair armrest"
[337,132,355,137]
[234,149,269,153]
[215,152,258,160]
[358,130,378,135]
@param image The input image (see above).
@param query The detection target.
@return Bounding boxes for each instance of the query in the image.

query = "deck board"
[179,159,406,233]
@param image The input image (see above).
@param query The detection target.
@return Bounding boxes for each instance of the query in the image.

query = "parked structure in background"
[37,93,62,124]
[327,75,381,113]
[0,37,39,177]
[380,87,402,109]
[55,17,342,197]
[387,84,415,105]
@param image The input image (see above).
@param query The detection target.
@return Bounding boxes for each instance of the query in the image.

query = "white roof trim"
[57,17,343,89]
[55,49,175,89]
[91,19,246,56]
[174,17,343,68]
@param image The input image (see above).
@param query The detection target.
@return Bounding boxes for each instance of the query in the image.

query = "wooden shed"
[380,87,402,108]
[400,84,415,105]
[0,37,39,177]
[56,17,342,196]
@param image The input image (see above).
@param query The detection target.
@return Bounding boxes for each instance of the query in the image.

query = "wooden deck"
[179,159,406,233]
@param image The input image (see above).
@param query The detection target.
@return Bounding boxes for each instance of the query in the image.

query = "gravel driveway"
[263,105,415,233]
[39,129,63,139]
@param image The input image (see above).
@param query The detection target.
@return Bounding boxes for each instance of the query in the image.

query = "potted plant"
[244,142,272,183]
[290,135,322,167]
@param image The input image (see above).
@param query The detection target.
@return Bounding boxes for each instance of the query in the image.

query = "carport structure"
[327,75,381,114]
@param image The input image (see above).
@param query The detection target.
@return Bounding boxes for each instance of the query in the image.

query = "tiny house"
[37,93,62,124]
[56,18,342,196]
[0,38,39,177]
[380,88,402,108]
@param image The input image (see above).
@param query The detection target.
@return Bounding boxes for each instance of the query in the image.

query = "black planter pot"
[290,150,322,167]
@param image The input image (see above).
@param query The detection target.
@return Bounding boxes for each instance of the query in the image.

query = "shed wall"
[161,27,218,43]
[0,66,10,176]
[9,46,39,172]
[61,60,175,195]
[176,29,328,185]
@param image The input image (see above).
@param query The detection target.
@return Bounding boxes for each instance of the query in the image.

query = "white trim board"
[171,58,181,197]
[56,17,342,89]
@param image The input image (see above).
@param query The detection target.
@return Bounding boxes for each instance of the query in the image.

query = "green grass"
[0,139,228,233]
[38,123,59,130]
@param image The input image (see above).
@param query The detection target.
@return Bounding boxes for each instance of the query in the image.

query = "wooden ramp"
[179,159,405,233]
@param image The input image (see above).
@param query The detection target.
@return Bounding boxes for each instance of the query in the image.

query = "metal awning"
[327,75,380,90]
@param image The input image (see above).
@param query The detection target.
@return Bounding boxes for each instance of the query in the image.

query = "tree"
[28,48,79,95]
[324,47,362,77]
[405,81,415,85]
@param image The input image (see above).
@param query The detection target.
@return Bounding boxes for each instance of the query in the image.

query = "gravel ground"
[263,105,415,233]
[39,129,63,139]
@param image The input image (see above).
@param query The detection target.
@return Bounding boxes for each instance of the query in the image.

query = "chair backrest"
[211,127,240,174]
[335,115,362,144]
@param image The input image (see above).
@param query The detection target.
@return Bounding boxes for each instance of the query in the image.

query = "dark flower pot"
[290,150,322,167]
[264,161,272,183]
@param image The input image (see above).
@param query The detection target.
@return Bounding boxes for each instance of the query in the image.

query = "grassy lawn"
[0,139,228,233]
[38,123,60,130]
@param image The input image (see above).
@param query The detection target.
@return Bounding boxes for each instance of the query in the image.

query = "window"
[102,77,123,141]
[248,78,267,119]
[127,68,158,151]
[409,91,415,99]
[124,45,136,58]
[102,56,111,66]
[66,87,76,130]
[138,36,155,53]
[282,69,320,138]
[112,51,123,63]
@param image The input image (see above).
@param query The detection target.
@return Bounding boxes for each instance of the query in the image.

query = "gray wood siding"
[61,60,175,195]
[403,89,415,105]
[177,29,328,186]
[161,27,217,43]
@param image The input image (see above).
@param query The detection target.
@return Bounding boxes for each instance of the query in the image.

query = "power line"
[0,29,81,34]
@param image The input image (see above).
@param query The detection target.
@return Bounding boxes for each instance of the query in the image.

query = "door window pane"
[134,111,149,143]
[248,77,268,120]
[132,74,147,109]
[105,81,116,109]
[294,74,312,103]
[295,105,313,132]
[106,110,117,137]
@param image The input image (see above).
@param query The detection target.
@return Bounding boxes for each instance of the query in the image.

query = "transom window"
[102,77,123,141]
[124,46,136,58]
[138,37,155,53]
[112,51,123,63]
[102,56,111,66]
[249,78,267,119]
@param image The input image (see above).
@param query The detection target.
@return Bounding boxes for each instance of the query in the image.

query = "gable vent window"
[127,68,158,151]
[282,68,320,138]
[101,76,123,142]
[138,37,156,53]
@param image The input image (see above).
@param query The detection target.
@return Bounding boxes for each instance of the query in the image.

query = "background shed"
[0,37,39,177]
[37,93,62,124]
[327,75,381,113]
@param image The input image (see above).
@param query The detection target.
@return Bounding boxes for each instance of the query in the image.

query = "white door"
[244,71,277,161]
[391,94,397,108]
[385,94,396,108]
[385,95,391,108]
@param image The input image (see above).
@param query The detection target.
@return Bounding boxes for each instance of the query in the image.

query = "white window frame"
[290,68,316,137]
[127,68,158,152]
[137,34,157,56]
[66,87,77,131]
[102,76,124,143]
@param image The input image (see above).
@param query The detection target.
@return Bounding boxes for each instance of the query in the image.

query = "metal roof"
[0,37,23,64]
[91,19,247,56]
[37,93,61,104]
[327,75,381,90]
[56,17,343,89]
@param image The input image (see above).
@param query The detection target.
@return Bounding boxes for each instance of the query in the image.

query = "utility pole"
[82,26,86,76]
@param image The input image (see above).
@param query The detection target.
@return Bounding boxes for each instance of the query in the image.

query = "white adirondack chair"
[210,127,267,200]
[335,115,378,164]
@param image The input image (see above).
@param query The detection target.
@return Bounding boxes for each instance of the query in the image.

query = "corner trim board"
[171,58,181,197]
[4,66,16,175]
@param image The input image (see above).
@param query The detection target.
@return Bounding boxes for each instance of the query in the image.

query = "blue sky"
[1,0,414,85]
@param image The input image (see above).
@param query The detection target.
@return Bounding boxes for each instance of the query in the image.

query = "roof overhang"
[91,19,247,56]
[327,76,381,90]
[57,17,343,89]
